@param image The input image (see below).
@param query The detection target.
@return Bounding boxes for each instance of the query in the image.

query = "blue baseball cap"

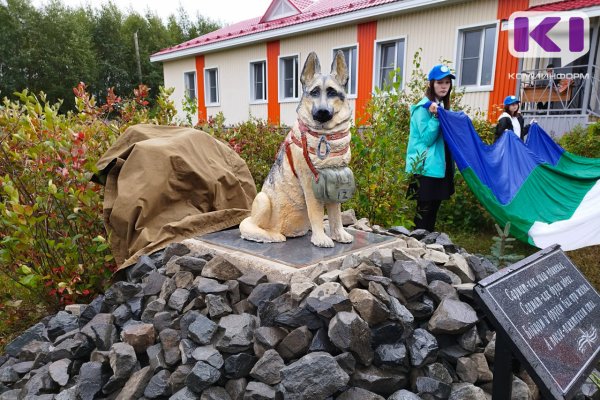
[503,95,520,105]
[428,64,455,81]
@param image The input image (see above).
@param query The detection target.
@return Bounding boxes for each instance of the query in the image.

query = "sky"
[31,0,274,25]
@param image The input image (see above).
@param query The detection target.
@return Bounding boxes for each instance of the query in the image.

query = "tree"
[26,2,97,110]
[91,3,131,97]
[0,0,38,99]
[0,0,221,111]
[0,0,97,110]
[166,6,220,45]
[122,12,169,100]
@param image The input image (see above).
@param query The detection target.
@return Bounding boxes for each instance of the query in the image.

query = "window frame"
[373,36,407,92]
[332,44,358,98]
[455,21,499,92]
[183,71,197,100]
[204,66,220,107]
[249,59,267,104]
[278,53,300,103]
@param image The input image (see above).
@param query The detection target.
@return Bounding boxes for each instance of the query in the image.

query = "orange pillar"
[356,21,377,124]
[488,0,530,121]
[267,40,280,125]
[195,55,206,122]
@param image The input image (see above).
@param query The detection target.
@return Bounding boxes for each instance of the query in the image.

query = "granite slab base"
[183,228,402,283]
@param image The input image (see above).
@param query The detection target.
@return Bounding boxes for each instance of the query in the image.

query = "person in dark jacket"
[495,95,530,142]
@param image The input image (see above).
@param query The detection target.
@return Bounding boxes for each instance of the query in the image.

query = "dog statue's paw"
[311,233,335,248]
[270,232,287,242]
[241,230,286,243]
[332,229,353,243]
[260,231,286,243]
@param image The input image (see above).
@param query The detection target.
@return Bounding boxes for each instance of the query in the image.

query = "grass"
[0,275,48,354]
[566,245,600,290]
[446,228,600,290]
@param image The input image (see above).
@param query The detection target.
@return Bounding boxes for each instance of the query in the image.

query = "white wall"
[279,25,358,126]
[377,0,498,114]
[528,0,563,7]
[203,43,268,124]
[161,0,501,124]
[162,57,197,123]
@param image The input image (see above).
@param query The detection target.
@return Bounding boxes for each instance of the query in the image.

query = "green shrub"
[559,121,600,158]
[437,173,495,233]
[182,94,198,127]
[472,112,496,145]
[347,79,413,226]
[197,115,285,192]
[1,90,110,309]
[0,83,175,311]
[346,50,434,227]
[488,222,524,267]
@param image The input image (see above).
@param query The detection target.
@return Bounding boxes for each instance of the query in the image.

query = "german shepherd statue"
[239,51,354,247]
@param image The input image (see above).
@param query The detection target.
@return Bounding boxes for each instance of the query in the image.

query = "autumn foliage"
[0,84,175,319]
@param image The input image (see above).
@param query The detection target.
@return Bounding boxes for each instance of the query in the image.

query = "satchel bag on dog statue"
[310,123,356,203]
[295,119,356,204]
[239,50,357,248]
[311,166,356,203]
[286,119,356,203]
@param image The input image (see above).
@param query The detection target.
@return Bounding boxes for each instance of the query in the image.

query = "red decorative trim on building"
[267,40,280,125]
[488,0,530,122]
[195,55,206,122]
[356,21,377,124]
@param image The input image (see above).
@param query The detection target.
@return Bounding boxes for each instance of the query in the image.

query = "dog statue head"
[297,51,352,131]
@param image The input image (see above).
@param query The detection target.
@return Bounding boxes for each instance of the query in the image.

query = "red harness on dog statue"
[283,120,350,182]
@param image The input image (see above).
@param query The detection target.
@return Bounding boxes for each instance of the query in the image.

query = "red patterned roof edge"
[290,0,315,10]
[152,0,399,58]
[528,0,600,12]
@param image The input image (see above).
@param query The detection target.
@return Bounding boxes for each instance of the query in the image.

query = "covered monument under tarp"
[95,124,257,271]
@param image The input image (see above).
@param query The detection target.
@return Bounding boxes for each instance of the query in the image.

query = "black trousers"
[414,200,442,232]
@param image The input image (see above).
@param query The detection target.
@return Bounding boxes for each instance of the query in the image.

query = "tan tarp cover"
[95,124,256,271]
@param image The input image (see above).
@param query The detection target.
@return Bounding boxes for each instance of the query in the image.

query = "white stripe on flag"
[529,181,600,251]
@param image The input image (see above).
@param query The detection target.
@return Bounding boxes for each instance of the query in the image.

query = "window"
[250,61,266,102]
[279,55,298,100]
[458,25,497,87]
[375,39,405,89]
[204,68,219,105]
[184,71,196,100]
[333,46,357,96]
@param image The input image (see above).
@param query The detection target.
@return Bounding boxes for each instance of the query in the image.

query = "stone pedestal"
[183,228,400,283]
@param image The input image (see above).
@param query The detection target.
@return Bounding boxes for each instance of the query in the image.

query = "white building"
[151,0,600,136]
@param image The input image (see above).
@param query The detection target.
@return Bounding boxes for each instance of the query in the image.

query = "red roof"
[153,0,399,58]
[290,0,315,10]
[529,0,600,11]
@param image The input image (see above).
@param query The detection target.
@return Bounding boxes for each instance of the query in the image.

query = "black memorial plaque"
[475,245,600,400]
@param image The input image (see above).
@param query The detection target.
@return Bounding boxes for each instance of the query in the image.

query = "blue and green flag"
[437,109,600,251]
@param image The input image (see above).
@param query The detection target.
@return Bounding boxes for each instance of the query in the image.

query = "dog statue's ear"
[300,52,321,88]
[331,50,349,87]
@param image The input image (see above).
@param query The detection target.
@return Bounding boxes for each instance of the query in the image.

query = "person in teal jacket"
[405,64,455,232]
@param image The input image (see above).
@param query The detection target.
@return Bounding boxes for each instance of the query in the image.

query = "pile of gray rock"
[0,224,597,400]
